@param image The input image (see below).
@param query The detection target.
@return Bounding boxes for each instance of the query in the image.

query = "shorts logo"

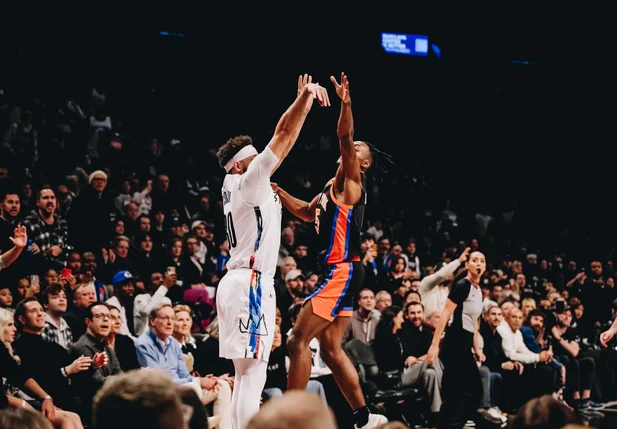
[239,314,269,336]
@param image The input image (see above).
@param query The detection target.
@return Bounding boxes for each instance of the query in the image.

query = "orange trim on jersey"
[329,184,353,209]
[325,204,351,264]
[308,263,352,322]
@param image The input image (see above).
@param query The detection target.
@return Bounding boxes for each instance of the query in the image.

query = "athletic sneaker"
[494,407,507,417]
[355,413,388,429]
[478,408,504,425]
[464,420,476,427]
[575,399,603,410]
[488,407,507,423]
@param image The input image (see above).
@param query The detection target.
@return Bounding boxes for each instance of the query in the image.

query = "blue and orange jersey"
[315,178,366,265]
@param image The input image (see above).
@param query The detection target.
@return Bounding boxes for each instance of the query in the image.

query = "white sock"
[232,358,268,429]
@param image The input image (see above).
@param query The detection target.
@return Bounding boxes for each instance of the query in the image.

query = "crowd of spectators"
[1,84,616,429]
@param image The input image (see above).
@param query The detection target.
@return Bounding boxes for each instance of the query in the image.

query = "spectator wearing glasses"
[106,305,140,372]
[135,303,231,428]
[69,303,121,417]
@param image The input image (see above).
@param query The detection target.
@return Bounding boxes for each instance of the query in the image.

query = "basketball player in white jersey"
[216,75,330,429]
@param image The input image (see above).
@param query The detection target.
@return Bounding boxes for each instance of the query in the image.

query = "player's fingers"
[316,88,324,105]
[330,75,339,87]
[324,89,331,106]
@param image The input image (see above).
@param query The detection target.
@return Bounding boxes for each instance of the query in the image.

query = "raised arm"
[268,76,330,175]
[419,248,470,295]
[0,225,27,270]
[272,183,319,223]
[331,73,362,205]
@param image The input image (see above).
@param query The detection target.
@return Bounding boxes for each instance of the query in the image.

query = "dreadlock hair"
[361,141,393,181]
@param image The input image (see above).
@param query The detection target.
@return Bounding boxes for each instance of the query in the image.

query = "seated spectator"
[0,285,12,311]
[263,325,326,402]
[194,317,235,377]
[550,303,600,410]
[135,303,231,428]
[106,270,137,338]
[247,391,337,429]
[172,304,199,372]
[79,252,107,302]
[344,289,379,344]
[521,309,566,396]
[394,303,443,417]
[69,303,122,416]
[8,301,85,427]
[497,307,558,405]
[1,308,58,415]
[64,283,96,340]
[106,305,140,371]
[92,370,188,429]
[41,284,73,350]
[374,290,392,314]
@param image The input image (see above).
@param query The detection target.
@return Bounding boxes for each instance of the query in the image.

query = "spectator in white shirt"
[497,307,558,403]
[420,247,469,316]
[133,271,175,337]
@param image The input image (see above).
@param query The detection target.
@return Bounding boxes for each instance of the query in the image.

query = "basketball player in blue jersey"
[273,73,387,428]
[216,75,330,429]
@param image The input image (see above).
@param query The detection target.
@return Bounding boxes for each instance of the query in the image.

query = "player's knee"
[319,344,339,365]
[286,332,308,354]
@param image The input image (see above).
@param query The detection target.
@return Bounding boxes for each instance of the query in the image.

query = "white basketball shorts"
[216,268,276,362]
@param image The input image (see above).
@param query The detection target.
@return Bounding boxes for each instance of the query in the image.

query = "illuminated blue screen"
[381,32,429,56]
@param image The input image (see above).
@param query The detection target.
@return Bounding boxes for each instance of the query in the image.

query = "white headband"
[224,145,258,172]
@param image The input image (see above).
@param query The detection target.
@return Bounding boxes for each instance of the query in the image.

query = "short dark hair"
[357,288,374,302]
[361,233,375,242]
[216,135,253,169]
[404,301,424,314]
[14,297,40,331]
[36,185,54,200]
[85,302,110,321]
[0,187,20,201]
[41,283,65,305]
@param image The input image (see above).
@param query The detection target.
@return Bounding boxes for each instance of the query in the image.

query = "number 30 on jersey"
[224,213,237,248]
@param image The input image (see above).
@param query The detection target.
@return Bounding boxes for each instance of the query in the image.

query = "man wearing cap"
[68,169,115,253]
[277,269,306,335]
[106,270,137,339]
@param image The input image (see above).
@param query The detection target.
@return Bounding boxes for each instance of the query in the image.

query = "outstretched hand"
[9,225,27,248]
[330,72,351,104]
[297,74,331,107]
[297,74,313,95]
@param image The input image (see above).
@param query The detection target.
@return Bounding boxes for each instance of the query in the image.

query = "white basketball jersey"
[221,173,282,279]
